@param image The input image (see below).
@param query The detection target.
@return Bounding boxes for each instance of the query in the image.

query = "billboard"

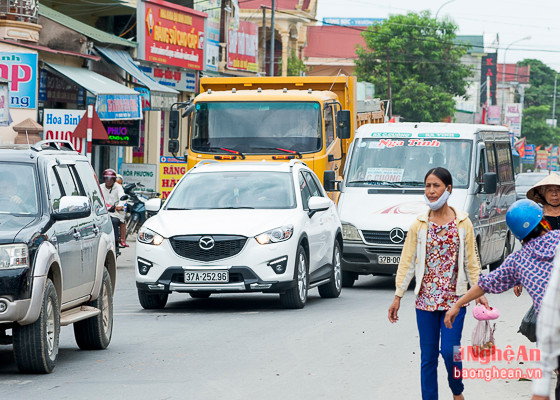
[480,53,497,106]
[42,109,86,153]
[138,0,207,71]
[227,18,258,72]
[0,52,37,108]
[504,103,523,137]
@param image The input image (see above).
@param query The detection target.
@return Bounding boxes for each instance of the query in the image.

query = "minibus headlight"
[342,223,362,241]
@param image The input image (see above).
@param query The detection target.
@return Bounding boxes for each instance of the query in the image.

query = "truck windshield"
[0,163,39,216]
[191,102,322,154]
[346,138,472,188]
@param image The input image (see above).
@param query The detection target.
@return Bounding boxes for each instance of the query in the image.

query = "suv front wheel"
[13,278,60,373]
[280,245,308,309]
[73,268,113,350]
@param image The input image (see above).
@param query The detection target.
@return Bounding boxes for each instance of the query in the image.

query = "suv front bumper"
[341,241,402,275]
[136,266,296,294]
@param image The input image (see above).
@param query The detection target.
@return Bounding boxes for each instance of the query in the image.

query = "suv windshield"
[191,102,322,154]
[346,138,473,188]
[165,171,297,210]
[0,163,39,216]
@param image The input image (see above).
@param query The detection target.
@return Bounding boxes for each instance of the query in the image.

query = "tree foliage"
[521,105,558,145]
[355,11,472,122]
[282,49,309,76]
[517,59,557,108]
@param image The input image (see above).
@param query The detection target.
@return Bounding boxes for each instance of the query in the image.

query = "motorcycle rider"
[115,174,129,248]
[100,169,126,248]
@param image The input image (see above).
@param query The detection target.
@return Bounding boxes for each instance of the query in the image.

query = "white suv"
[135,160,342,309]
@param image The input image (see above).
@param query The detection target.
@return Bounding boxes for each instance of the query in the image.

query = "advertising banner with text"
[0,52,37,108]
[227,18,258,72]
[42,109,86,153]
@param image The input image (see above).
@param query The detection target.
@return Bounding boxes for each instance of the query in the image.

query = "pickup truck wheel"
[279,245,308,309]
[341,271,357,288]
[138,289,168,309]
[13,278,60,373]
[73,268,113,350]
[189,292,211,299]
[318,241,342,298]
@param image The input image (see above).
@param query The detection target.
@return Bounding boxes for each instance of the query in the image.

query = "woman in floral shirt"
[388,167,488,400]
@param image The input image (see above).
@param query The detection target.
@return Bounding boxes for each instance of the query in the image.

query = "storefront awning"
[45,63,142,120]
[95,47,179,95]
[45,62,139,96]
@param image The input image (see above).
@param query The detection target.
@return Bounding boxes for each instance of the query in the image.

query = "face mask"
[424,189,450,211]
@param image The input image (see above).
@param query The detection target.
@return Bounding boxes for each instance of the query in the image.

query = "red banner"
[143,0,206,70]
[227,18,258,72]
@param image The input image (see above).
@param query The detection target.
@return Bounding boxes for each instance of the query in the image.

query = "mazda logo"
[199,236,215,250]
[389,228,405,244]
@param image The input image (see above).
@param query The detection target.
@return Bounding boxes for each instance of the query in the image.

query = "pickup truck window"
[191,101,322,154]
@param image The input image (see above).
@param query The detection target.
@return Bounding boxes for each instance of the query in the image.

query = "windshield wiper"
[209,207,255,209]
[397,181,425,187]
[347,180,402,187]
[166,207,192,210]
[249,146,302,159]
[201,146,245,159]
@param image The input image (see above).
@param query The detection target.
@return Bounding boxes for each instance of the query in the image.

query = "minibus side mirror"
[483,172,497,194]
[336,110,351,139]
[323,170,339,192]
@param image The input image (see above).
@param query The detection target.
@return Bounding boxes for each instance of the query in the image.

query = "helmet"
[116,174,123,182]
[103,169,117,180]
[506,199,543,240]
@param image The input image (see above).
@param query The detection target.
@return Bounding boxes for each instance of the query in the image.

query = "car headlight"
[342,222,362,241]
[0,244,29,269]
[138,227,164,246]
[255,225,294,245]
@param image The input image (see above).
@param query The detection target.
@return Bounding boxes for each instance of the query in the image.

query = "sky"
[316,0,560,71]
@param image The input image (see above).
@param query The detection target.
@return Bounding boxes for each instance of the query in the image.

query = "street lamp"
[553,71,560,127]
[501,36,531,124]
[435,0,457,19]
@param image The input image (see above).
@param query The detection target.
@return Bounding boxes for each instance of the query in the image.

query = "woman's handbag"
[518,305,537,342]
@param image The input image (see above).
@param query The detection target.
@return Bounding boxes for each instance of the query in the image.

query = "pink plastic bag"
[471,320,496,357]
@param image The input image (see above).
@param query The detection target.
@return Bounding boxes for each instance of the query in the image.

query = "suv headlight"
[138,227,164,246]
[0,244,29,269]
[342,223,362,241]
[255,225,294,245]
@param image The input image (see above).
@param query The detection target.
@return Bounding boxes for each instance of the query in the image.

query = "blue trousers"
[416,307,466,400]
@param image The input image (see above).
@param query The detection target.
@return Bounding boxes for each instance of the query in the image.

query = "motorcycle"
[107,194,128,257]
[124,183,158,240]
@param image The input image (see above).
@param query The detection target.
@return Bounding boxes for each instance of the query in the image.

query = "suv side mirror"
[483,172,497,194]
[323,170,338,192]
[336,110,351,139]
[169,110,180,139]
[146,198,162,212]
[168,139,180,154]
[53,196,91,220]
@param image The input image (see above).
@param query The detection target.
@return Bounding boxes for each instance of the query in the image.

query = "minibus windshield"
[346,138,472,188]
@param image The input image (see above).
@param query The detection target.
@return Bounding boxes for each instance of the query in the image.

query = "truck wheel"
[189,292,211,299]
[13,278,60,373]
[342,271,357,288]
[73,268,113,350]
[319,241,342,298]
[280,245,308,309]
[138,289,168,309]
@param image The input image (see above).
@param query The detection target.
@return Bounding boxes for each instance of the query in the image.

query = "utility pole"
[553,72,559,126]
[269,0,275,77]
[386,47,392,119]
[261,5,266,75]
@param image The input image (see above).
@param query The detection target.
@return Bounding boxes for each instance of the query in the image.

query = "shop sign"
[96,94,142,120]
[0,81,9,126]
[139,0,206,71]
[42,109,86,153]
[504,103,522,137]
[39,69,84,105]
[486,105,501,125]
[480,53,497,106]
[121,163,158,190]
[227,18,258,72]
[135,87,151,111]
[93,120,141,147]
[522,144,535,163]
[0,52,37,108]
[159,155,187,199]
[194,0,220,71]
[138,64,196,93]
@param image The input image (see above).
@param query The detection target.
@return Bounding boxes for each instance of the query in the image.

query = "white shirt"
[533,246,560,396]
[100,182,126,222]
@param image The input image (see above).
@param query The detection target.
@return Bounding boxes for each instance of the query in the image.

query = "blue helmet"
[506,199,544,240]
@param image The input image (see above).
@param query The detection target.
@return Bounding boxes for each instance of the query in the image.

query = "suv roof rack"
[32,140,77,153]
[193,159,220,168]
[288,159,307,168]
